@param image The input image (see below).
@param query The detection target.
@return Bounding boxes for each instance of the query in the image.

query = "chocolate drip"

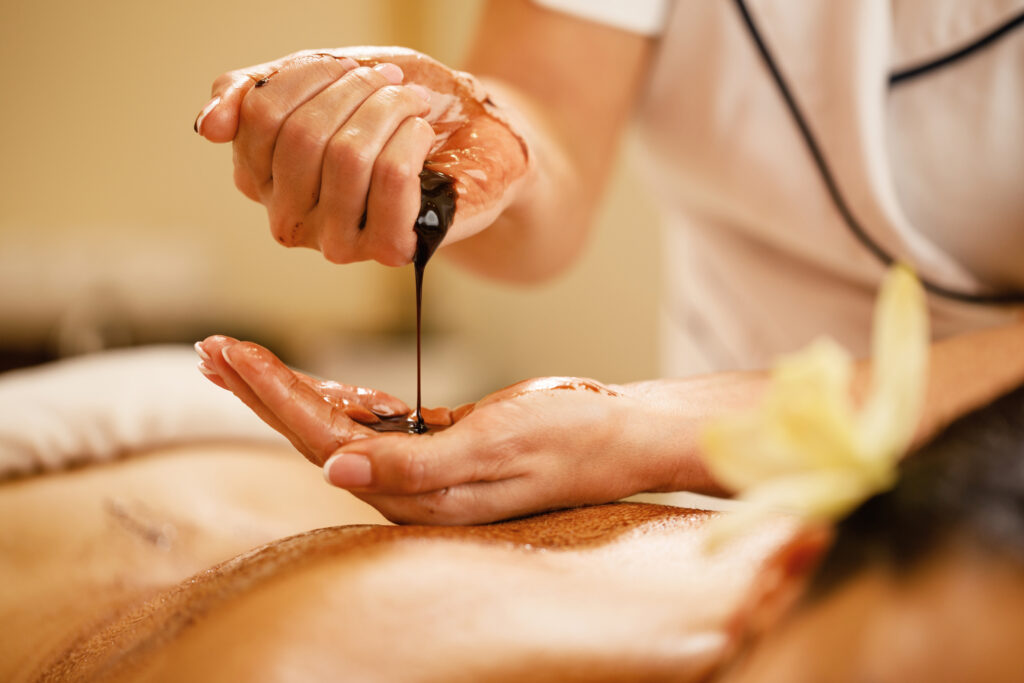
[367,167,456,435]
[414,168,457,264]
[410,168,456,433]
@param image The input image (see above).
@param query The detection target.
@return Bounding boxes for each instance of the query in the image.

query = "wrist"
[616,372,770,497]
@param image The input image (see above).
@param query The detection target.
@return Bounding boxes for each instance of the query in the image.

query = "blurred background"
[0,0,661,407]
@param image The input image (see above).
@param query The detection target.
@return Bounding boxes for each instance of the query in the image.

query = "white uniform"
[538,0,1024,376]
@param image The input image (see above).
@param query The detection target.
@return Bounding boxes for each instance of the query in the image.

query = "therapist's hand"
[196,335,415,465]
[194,48,531,266]
[325,375,657,525]
[195,335,695,525]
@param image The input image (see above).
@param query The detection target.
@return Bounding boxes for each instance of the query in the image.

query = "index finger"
[194,51,358,142]
[221,341,376,465]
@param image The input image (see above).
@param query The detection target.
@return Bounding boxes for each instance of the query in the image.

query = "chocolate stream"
[367,167,456,435]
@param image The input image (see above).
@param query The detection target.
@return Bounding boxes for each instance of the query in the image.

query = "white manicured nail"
[372,403,397,416]
[193,96,221,135]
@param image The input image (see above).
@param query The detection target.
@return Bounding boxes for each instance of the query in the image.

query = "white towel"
[0,345,286,480]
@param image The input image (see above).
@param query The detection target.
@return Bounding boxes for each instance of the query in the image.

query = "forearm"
[440,79,594,282]
[617,319,1024,498]
[904,318,1024,447]
[612,372,771,498]
[441,0,654,282]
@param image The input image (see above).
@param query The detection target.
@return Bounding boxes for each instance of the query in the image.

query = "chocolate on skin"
[407,168,458,433]
[326,47,530,236]
[356,376,620,436]
[196,47,530,246]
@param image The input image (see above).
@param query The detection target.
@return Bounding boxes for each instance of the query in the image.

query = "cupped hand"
[194,47,531,266]
[196,335,416,465]
[195,336,670,525]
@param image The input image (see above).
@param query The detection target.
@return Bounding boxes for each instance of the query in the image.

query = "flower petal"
[858,265,930,463]
[700,266,929,551]
[702,338,859,492]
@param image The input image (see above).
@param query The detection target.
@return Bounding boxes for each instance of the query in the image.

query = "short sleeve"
[533,0,669,36]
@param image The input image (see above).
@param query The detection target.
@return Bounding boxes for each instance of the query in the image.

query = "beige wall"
[0,0,661,403]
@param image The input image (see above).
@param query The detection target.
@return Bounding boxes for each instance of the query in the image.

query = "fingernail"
[373,62,403,84]
[197,360,218,377]
[194,341,211,361]
[193,96,221,135]
[372,403,397,416]
[221,345,235,366]
[323,453,373,488]
[407,83,431,103]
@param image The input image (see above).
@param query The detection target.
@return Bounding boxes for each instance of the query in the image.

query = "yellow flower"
[702,266,929,547]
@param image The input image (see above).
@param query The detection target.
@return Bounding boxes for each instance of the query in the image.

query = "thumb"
[323,425,488,495]
[192,71,257,142]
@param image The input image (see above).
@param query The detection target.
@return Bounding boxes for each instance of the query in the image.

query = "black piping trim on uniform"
[732,0,1024,305]
[890,10,1024,85]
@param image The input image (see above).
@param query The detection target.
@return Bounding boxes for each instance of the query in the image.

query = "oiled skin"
[197,334,721,526]
[197,335,625,466]
[319,47,532,246]
[0,444,388,683]
[3,446,793,682]
[199,47,531,265]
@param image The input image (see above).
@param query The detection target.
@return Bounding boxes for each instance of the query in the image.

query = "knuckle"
[322,245,357,264]
[327,130,374,175]
[419,487,452,510]
[212,72,237,93]
[374,85,406,105]
[379,507,416,525]
[319,53,354,78]
[411,116,435,139]
[319,227,358,264]
[368,86,427,118]
[268,212,302,248]
[344,66,385,93]
[376,252,407,268]
[374,238,413,267]
[360,217,414,266]
[375,491,461,526]
[417,489,468,525]
[374,157,417,195]
[233,167,260,201]
[278,114,325,157]
[394,451,427,494]
[292,51,350,80]
[239,91,282,137]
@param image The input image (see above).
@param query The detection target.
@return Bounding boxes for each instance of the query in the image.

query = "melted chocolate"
[369,415,452,434]
[415,168,457,264]
[366,167,456,436]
